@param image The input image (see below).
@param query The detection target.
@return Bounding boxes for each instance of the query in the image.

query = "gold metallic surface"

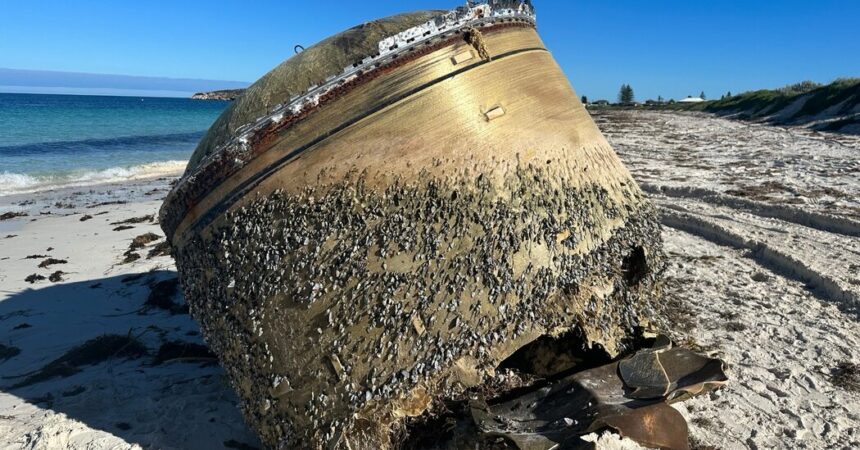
[174,27,635,243]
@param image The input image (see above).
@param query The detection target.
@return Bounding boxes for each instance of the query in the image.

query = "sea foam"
[0,160,187,196]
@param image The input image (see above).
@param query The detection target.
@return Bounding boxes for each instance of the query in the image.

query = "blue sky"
[1,0,858,100]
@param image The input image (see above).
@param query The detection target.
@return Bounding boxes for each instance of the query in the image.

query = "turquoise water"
[0,93,228,195]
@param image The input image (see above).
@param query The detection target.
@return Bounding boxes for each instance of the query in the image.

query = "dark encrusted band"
[173,165,664,448]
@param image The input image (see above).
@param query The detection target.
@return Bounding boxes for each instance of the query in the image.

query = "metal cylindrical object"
[162,6,664,449]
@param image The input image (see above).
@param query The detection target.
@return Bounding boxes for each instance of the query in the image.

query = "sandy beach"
[1,110,858,449]
[0,175,261,449]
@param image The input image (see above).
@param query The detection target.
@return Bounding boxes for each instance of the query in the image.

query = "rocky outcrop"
[191,89,246,101]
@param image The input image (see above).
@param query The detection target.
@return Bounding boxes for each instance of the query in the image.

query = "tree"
[727,91,732,98]
[657,95,664,103]
[581,95,588,105]
[700,91,706,100]
[618,84,634,104]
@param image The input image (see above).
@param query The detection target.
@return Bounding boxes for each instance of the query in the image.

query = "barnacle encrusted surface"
[164,6,667,449]
[174,161,664,449]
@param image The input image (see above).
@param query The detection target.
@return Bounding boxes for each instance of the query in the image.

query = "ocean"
[0,93,228,196]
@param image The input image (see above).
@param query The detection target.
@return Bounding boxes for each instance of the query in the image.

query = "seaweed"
[147,240,172,258]
[0,212,27,221]
[153,340,215,364]
[0,343,21,361]
[145,278,187,314]
[830,361,860,391]
[8,334,148,389]
[121,251,141,264]
[38,258,67,268]
[111,215,154,225]
[87,200,127,208]
[48,271,66,282]
[129,232,161,250]
[24,274,46,284]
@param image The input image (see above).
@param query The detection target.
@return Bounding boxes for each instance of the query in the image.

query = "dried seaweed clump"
[8,334,148,389]
[145,278,187,314]
[0,343,21,362]
[830,361,860,391]
[130,232,162,250]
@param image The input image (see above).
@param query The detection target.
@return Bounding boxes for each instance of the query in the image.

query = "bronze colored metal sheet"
[471,342,727,450]
[596,404,690,450]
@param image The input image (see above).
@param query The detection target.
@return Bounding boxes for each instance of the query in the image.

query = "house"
[679,96,705,103]
[591,100,610,106]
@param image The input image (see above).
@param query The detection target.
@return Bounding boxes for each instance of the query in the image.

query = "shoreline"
[0,161,187,203]
[0,171,183,217]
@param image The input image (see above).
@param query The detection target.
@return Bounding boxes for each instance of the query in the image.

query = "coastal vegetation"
[666,78,860,133]
[588,78,860,134]
[617,83,635,104]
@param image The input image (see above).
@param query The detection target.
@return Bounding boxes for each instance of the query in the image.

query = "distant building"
[679,96,705,103]
[591,100,610,106]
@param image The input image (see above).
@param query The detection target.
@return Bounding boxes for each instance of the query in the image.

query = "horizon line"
[0,67,250,85]
[0,67,250,97]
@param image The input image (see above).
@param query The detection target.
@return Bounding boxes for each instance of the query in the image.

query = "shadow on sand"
[0,271,260,450]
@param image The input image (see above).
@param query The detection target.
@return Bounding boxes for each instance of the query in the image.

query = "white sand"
[1,111,858,449]
[596,109,860,449]
[0,179,260,450]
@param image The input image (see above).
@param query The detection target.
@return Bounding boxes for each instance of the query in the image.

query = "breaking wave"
[0,160,187,196]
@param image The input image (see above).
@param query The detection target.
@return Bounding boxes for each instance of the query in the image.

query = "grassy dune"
[668,78,860,133]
